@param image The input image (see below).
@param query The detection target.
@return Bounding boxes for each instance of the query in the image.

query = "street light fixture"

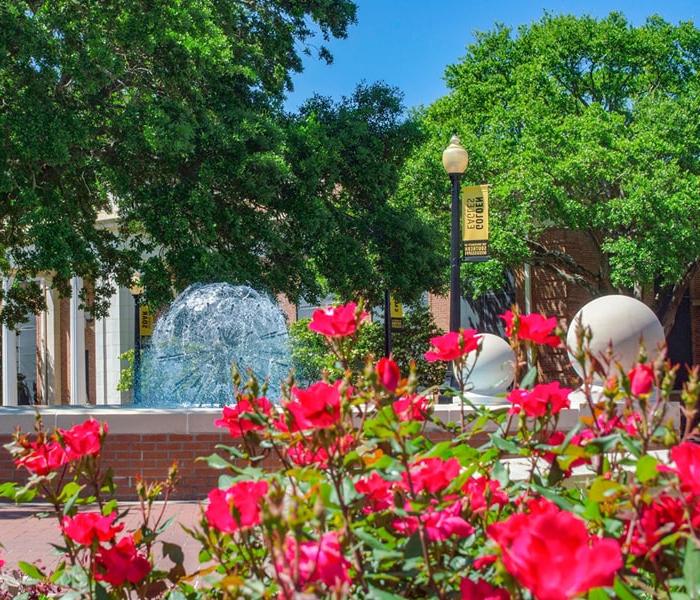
[129,278,144,404]
[442,135,469,334]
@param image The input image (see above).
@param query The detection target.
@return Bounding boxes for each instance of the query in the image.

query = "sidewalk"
[0,501,204,575]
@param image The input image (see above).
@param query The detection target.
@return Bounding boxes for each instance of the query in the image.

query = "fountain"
[139,283,290,407]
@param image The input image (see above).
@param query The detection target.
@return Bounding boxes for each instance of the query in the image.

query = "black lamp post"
[130,280,144,404]
[441,136,469,394]
[442,135,469,333]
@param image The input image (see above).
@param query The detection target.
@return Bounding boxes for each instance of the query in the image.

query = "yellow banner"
[139,305,155,337]
[389,296,404,330]
[461,184,489,259]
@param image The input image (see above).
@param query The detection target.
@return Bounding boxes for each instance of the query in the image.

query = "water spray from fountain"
[138,283,290,407]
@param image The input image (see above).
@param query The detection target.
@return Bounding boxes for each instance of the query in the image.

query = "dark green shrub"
[289,304,445,387]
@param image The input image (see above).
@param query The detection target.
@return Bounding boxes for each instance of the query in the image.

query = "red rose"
[461,577,510,600]
[214,396,273,438]
[286,435,354,468]
[205,481,268,533]
[393,500,474,541]
[488,499,622,600]
[281,531,351,590]
[501,310,560,347]
[287,444,330,468]
[308,302,367,338]
[401,457,461,495]
[62,512,123,546]
[627,363,654,396]
[626,494,687,557]
[285,381,346,431]
[463,476,508,514]
[595,412,641,436]
[14,441,69,475]
[393,394,429,422]
[541,431,591,475]
[507,382,571,418]
[376,357,400,392]
[355,472,396,513]
[94,535,151,586]
[61,419,107,459]
[473,555,498,570]
[424,329,480,362]
[670,442,700,496]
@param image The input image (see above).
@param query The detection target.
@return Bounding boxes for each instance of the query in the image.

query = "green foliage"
[290,304,445,387]
[0,1,444,327]
[401,13,700,320]
[116,349,134,392]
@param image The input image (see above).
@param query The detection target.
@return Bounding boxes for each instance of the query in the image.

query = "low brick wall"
[1,402,669,500]
[0,432,229,500]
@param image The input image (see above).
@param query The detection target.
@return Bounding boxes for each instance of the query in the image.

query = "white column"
[69,277,87,405]
[1,278,18,406]
[95,285,134,405]
[43,282,61,405]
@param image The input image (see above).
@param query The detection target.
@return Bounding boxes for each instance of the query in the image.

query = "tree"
[400,13,700,332]
[1,1,441,327]
[283,84,445,306]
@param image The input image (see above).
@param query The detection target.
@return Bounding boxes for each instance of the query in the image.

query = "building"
[2,223,698,406]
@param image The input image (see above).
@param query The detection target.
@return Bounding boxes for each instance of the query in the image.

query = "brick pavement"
[0,501,204,575]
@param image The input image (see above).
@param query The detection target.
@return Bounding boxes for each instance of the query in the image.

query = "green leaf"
[162,541,185,566]
[218,474,237,488]
[214,444,245,459]
[102,499,119,516]
[683,539,700,598]
[18,561,45,581]
[366,585,409,600]
[531,483,577,512]
[614,577,640,600]
[95,582,110,600]
[520,366,538,389]
[403,533,423,559]
[62,483,85,515]
[156,516,175,534]
[491,434,521,454]
[636,455,658,483]
[0,482,17,500]
[588,478,622,503]
[199,453,233,470]
[588,588,610,600]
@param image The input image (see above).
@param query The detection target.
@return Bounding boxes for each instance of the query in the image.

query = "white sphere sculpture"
[463,333,516,396]
[566,295,664,381]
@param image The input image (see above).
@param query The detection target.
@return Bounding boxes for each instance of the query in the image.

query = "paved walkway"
[0,502,204,575]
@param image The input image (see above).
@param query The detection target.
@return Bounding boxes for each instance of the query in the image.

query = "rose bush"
[2,300,700,599]
[1,417,180,598]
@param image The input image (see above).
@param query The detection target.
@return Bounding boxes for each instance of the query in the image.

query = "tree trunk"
[655,261,700,337]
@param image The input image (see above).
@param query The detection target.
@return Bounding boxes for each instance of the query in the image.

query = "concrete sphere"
[566,295,664,381]
[463,333,516,395]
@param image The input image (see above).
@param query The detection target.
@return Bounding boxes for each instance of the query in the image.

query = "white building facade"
[1,209,137,406]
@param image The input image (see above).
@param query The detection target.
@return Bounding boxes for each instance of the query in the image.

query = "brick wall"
[521,229,603,384]
[277,295,297,325]
[0,433,226,500]
[427,293,449,332]
[0,430,489,500]
[691,272,700,365]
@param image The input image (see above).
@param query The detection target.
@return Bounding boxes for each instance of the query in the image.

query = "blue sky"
[285,0,698,112]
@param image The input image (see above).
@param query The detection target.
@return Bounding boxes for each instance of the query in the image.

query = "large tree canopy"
[0,0,443,326]
[401,13,700,330]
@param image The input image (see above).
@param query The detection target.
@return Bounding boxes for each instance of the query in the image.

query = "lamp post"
[442,135,469,334]
[130,279,144,404]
